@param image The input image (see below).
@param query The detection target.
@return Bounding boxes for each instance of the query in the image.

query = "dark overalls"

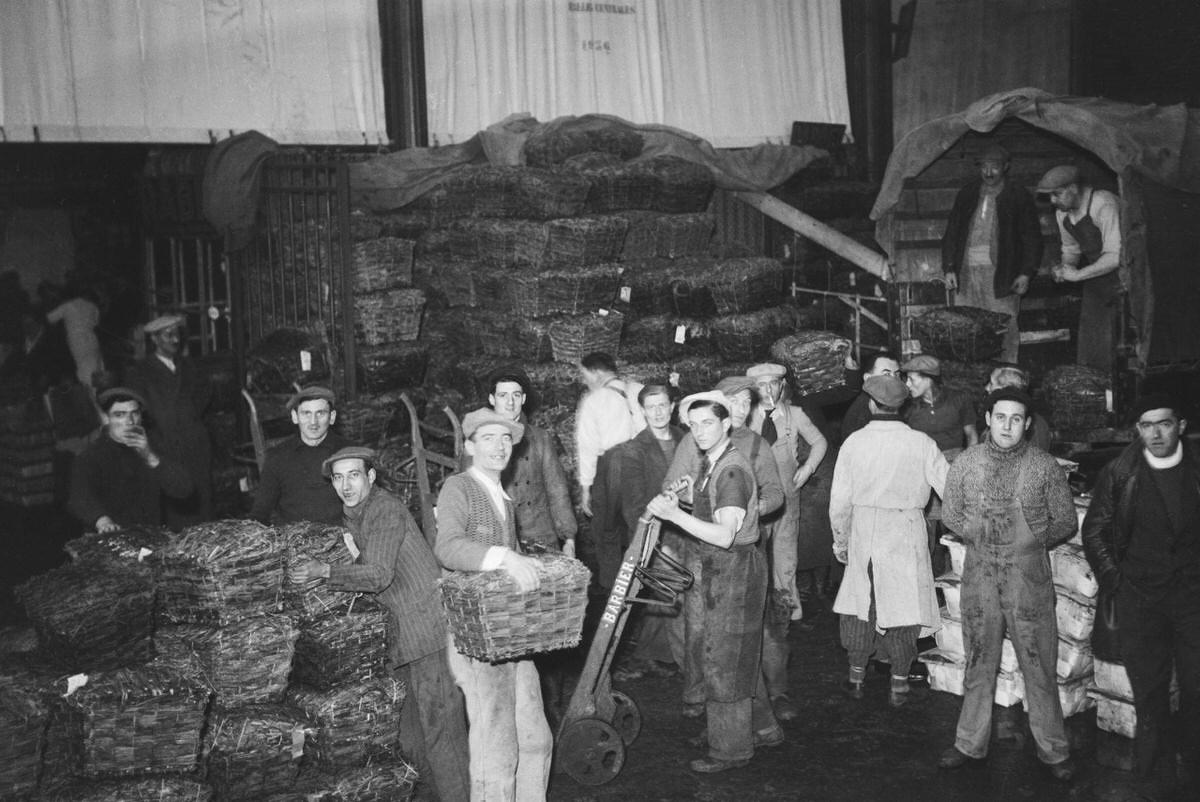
[1062,190,1121,372]
[954,459,1071,764]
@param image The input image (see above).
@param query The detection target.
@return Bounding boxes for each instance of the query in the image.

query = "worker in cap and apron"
[1040,165,1123,373]
[124,313,213,528]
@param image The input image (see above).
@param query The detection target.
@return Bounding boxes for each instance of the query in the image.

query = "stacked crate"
[0,401,55,507]
[922,532,1098,715]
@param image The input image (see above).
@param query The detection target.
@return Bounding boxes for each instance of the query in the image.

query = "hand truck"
[555,514,693,785]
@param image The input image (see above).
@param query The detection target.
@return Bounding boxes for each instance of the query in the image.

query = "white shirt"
[575,377,645,487]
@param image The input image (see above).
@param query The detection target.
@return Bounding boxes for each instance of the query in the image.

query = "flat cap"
[678,390,731,420]
[97,386,147,409]
[715,376,756,397]
[901,354,941,377]
[1131,392,1182,421]
[461,407,524,443]
[746,363,786,380]
[287,385,336,411]
[976,144,1010,165]
[863,375,908,408]
[144,314,186,334]
[1036,165,1081,194]
[321,445,378,477]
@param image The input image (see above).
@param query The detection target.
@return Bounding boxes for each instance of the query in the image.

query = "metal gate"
[228,157,356,398]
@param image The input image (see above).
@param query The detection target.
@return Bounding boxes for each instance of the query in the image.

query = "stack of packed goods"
[769,331,853,397]
[922,533,1098,715]
[1089,658,1181,741]
[202,706,309,801]
[0,397,56,507]
[1042,365,1111,433]
[0,671,50,798]
[245,328,332,395]
[38,776,215,801]
[912,306,1011,363]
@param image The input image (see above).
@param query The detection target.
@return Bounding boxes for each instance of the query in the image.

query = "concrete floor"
[546,597,1193,802]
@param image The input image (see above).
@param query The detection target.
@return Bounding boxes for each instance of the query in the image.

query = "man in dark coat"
[68,387,193,531]
[1082,394,1200,788]
[250,385,352,525]
[126,314,212,528]
[941,145,1043,363]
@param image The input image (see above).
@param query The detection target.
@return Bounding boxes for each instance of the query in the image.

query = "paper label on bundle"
[137,547,153,563]
[291,727,306,759]
[239,476,251,493]
[65,673,89,697]
[343,531,361,561]
[674,325,687,344]
[619,286,632,303]
[300,350,312,372]
[598,308,610,316]
[669,371,680,387]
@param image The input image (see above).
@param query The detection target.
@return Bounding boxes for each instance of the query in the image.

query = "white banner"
[424,0,851,148]
[0,0,388,145]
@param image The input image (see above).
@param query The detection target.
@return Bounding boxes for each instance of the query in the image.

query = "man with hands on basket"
[648,390,782,774]
[289,445,469,802]
[434,408,553,802]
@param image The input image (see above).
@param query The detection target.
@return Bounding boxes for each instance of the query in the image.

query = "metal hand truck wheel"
[556,515,693,785]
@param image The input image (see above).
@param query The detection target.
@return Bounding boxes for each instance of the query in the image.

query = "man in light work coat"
[831,375,949,707]
[747,362,827,621]
[939,388,1077,781]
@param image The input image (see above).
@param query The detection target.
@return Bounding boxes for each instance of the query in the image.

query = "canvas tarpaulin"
[422,0,851,148]
[871,88,1200,368]
[0,0,387,145]
[349,113,827,212]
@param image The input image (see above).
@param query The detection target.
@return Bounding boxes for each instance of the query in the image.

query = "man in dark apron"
[938,388,1079,781]
[1039,165,1123,373]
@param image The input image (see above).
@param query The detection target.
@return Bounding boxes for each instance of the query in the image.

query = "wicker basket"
[280,522,356,622]
[769,331,852,396]
[62,663,212,778]
[1043,365,1110,431]
[710,305,820,363]
[291,598,390,690]
[287,678,405,768]
[356,344,430,394]
[204,705,307,801]
[642,156,716,213]
[523,364,585,410]
[548,312,624,365]
[158,520,286,626]
[0,672,48,798]
[324,760,420,802]
[620,315,715,362]
[38,777,215,802]
[579,162,660,213]
[702,257,788,315]
[513,317,558,364]
[440,553,591,662]
[246,327,332,394]
[618,212,715,260]
[524,125,644,167]
[336,391,403,446]
[355,288,426,346]
[502,264,623,318]
[15,561,154,671]
[155,614,300,707]
[353,237,415,293]
[64,526,171,569]
[913,306,1011,362]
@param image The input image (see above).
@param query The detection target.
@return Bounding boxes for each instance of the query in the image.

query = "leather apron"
[956,458,1069,763]
[1062,191,1120,372]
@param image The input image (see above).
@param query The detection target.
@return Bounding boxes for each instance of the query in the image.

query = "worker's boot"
[888,675,910,708]
[842,666,865,700]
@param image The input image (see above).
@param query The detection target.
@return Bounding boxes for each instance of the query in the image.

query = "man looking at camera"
[68,387,193,532]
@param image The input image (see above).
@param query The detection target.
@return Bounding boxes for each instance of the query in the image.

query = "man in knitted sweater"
[291,446,468,802]
[939,388,1078,781]
[434,409,552,801]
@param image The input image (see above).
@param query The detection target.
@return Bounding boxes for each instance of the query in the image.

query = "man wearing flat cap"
[745,363,827,624]
[250,386,352,525]
[291,446,468,802]
[1083,394,1200,784]
[941,144,1043,363]
[940,388,1077,781]
[125,313,213,528]
[68,387,193,532]
[831,375,949,708]
[648,391,782,773]
[1039,164,1123,372]
[433,408,553,800]
[902,354,978,458]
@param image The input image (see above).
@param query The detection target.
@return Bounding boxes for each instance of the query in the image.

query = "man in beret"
[125,313,213,528]
[433,408,552,800]
[250,386,353,525]
[745,363,827,624]
[940,388,1077,781]
[68,387,193,532]
[1083,394,1200,786]
[1039,164,1123,372]
[941,144,1043,363]
[831,375,948,708]
[291,446,468,802]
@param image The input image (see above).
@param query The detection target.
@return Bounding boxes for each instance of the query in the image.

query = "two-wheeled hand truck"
[555,514,693,785]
